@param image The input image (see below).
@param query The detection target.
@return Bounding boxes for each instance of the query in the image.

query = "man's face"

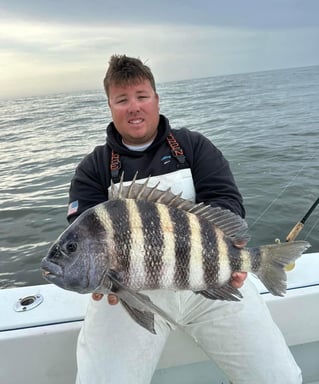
[108,79,160,146]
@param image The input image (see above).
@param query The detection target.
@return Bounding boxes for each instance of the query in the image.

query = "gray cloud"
[1,0,318,29]
[1,0,318,98]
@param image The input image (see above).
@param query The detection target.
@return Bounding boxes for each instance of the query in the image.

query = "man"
[67,55,302,383]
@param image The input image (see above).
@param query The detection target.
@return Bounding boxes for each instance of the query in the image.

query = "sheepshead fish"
[41,174,310,334]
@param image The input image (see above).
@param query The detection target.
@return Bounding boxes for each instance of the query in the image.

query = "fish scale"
[169,206,192,289]
[187,207,205,289]
[156,202,177,288]
[135,199,164,289]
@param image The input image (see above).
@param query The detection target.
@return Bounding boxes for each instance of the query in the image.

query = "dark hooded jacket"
[67,115,245,222]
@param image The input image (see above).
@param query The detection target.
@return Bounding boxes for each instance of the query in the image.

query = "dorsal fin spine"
[118,172,125,198]
[127,173,138,198]
[146,182,161,200]
[109,172,248,239]
[166,192,183,207]
[155,188,172,203]
[136,176,150,199]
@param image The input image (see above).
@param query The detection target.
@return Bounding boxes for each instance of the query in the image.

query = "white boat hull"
[1,252,319,384]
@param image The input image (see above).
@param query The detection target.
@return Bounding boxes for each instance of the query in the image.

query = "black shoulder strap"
[109,131,187,183]
[166,132,186,164]
[110,149,121,183]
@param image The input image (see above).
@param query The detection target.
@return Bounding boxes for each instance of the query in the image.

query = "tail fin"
[256,240,311,296]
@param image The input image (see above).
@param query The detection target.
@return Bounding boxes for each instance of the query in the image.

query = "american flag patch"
[68,200,79,216]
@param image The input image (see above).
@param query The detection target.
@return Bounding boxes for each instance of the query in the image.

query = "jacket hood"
[106,114,171,156]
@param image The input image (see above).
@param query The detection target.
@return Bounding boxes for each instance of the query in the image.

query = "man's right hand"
[92,293,119,305]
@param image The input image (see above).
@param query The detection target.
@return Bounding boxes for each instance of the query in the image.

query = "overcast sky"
[1,0,319,99]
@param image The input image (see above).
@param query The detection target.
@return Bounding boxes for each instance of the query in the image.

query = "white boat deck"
[0,252,318,384]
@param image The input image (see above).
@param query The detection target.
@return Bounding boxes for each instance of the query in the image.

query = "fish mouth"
[41,270,57,279]
[41,259,64,280]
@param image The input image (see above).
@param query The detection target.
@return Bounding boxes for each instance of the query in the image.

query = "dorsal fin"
[110,172,248,239]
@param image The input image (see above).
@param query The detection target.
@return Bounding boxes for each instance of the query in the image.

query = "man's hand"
[92,292,119,305]
[230,239,248,288]
[230,272,247,288]
[93,274,247,304]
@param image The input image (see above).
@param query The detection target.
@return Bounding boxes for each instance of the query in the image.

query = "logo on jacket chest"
[161,155,172,165]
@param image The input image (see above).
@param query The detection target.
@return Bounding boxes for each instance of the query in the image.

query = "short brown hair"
[103,54,156,97]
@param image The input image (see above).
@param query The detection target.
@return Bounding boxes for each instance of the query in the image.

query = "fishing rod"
[285,196,319,271]
[286,197,319,242]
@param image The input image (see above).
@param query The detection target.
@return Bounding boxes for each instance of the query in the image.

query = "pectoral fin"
[120,298,156,334]
[106,270,177,334]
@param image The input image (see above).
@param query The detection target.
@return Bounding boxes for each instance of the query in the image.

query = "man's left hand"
[230,239,248,288]
[230,272,247,288]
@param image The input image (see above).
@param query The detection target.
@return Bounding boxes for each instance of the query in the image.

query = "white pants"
[76,280,302,384]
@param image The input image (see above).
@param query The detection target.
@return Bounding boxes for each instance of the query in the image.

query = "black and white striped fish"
[41,174,310,334]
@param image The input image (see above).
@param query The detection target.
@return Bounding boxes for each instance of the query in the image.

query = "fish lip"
[41,269,58,279]
[40,259,63,278]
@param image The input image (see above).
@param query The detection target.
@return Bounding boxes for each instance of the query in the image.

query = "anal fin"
[106,270,177,334]
[198,284,243,302]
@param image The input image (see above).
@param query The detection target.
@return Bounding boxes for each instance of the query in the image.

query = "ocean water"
[1,65,318,289]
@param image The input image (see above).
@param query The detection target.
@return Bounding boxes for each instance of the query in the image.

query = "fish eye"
[66,241,77,253]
